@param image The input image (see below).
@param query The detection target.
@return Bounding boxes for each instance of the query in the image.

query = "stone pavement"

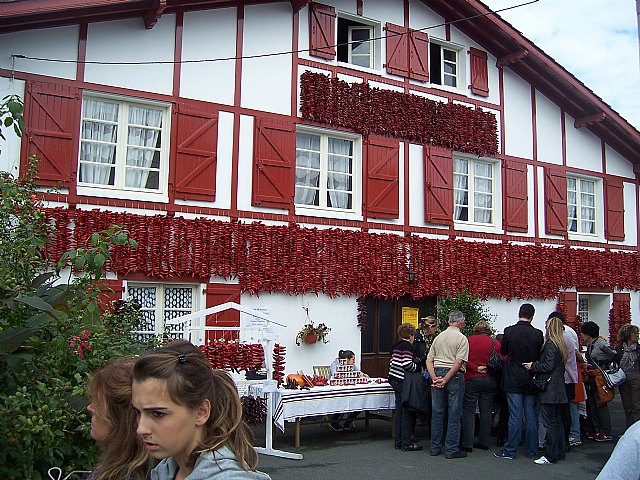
[253,396,625,480]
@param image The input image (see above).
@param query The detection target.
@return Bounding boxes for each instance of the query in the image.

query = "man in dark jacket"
[494,303,544,460]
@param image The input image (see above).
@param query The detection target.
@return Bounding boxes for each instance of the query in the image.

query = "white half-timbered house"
[1,0,639,376]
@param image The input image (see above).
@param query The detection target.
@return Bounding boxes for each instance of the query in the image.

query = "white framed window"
[337,14,380,70]
[454,157,496,225]
[295,128,360,215]
[127,283,197,341]
[78,94,170,198]
[567,176,597,235]
[430,39,464,89]
[578,296,590,323]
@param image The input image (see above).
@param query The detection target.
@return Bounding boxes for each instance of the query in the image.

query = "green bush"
[0,151,152,478]
[437,291,496,337]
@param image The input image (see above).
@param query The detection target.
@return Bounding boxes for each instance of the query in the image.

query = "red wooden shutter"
[252,117,295,208]
[503,160,528,232]
[205,284,241,342]
[366,135,399,219]
[309,2,336,60]
[558,291,578,329]
[611,293,631,345]
[424,146,453,225]
[21,80,80,187]
[469,47,489,97]
[544,166,567,236]
[173,101,218,201]
[98,279,123,313]
[605,177,625,242]
[408,29,429,82]
[385,22,409,77]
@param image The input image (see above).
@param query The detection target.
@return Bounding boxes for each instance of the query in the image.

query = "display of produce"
[272,343,286,387]
[329,358,368,386]
[198,341,264,372]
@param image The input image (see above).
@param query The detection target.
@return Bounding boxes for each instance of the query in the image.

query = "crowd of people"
[387,303,640,468]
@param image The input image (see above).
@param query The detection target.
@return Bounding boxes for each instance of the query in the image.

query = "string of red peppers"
[45,208,640,301]
[609,301,631,346]
[272,343,286,387]
[198,342,264,372]
[300,71,498,158]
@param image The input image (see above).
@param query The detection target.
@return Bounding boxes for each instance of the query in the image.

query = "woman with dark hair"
[86,357,151,480]
[461,321,501,452]
[328,349,367,431]
[132,340,271,479]
[581,321,616,442]
[523,317,569,465]
[615,324,640,429]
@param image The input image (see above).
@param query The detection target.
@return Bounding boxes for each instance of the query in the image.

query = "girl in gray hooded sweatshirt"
[132,340,271,480]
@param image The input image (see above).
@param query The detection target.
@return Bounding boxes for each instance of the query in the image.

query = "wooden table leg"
[295,419,301,448]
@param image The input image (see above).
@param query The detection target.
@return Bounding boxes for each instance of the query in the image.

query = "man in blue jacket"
[495,303,544,460]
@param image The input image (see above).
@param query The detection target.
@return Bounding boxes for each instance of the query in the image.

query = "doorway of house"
[360,294,437,378]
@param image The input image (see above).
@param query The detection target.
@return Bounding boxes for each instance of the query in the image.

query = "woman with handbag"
[461,321,502,452]
[523,317,568,465]
[581,321,617,442]
[615,324,640,429]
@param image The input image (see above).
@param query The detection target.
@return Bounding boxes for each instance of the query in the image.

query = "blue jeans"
[504,392,538,458]
[430,367,464,455]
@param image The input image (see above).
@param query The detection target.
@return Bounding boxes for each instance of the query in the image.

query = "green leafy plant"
[0,103,152,479]
[437,292,496,337]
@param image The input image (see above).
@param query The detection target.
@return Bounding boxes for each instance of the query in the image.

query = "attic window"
[337,15,379,69]
[430,40,463,88]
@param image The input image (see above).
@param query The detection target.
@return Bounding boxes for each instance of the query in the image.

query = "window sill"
[295,205,363,222]
[454,221,503,235]
[77,185,169,203]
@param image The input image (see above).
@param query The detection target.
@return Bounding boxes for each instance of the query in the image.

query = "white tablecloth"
[272,382,395,432]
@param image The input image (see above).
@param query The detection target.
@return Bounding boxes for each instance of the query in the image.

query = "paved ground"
[253,396,625,480]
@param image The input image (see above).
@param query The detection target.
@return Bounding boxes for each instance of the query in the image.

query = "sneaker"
[329,422,344,432]
[343,421,356,432]
[494,450,515,460]
[594,433,613,442]
[569,437,582,447]
[585,431,597,440]
[534,456,553,465]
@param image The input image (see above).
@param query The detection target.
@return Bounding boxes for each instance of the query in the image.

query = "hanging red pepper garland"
[45,208,640,302]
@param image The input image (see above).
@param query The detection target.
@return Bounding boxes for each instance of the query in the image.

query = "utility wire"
[10,0,538,66]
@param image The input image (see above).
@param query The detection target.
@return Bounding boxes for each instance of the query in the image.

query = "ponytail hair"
[133,340,258,471]
[338,349,355,360]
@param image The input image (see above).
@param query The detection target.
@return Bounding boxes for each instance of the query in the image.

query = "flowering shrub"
[0,149,152,478]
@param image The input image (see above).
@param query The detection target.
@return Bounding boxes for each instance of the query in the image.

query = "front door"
[360,294,436,378]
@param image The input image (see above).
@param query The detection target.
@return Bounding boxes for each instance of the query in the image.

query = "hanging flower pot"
[295,322,331,346]
[303,333,318,345]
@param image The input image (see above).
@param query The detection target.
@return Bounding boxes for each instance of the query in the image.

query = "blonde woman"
[523,317,569,465]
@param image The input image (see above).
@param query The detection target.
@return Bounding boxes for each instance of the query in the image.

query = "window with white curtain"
[78,95,168,194]
[127,284,196,342]
[429,39,464,89]
[454,157,495,225]
[567,176,597,235]
[295,130,356,212]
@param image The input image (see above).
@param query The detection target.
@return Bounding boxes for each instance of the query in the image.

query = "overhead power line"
[10,1,538,66]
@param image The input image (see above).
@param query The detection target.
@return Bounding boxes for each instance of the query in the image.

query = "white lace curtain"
[80,99,162,189]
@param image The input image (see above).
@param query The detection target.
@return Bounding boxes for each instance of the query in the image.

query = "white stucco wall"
[85,16,175,95]
[241,3,292,115]
[502,69,533,160]
[535,90,563,165]
[240,292,360,375]
[0,77,24,176]
[565,113,602,173]
[0,26,78,80]
[180,8,237,106]
[605,144,636,178]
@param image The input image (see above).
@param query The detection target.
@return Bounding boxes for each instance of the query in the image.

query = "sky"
[484,0,640,131]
